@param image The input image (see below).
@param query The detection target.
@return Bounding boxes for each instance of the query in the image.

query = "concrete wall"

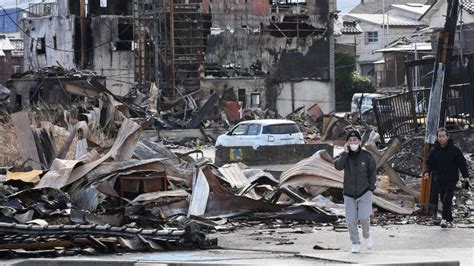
[204,0,333,80]
[276,80,334,116]
[22,15,134,96]
[335,34,359,48]
[203,0,336,114]
[206,25,331,81]
[23,16,76,71]
[201,77,335,117]
[90,16,135,96]
[215,143,334,166]
[0,51,13,84]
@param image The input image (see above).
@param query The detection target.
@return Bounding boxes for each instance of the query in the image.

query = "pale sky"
[338,0,360,14]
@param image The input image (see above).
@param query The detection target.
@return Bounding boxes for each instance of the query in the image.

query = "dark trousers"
[429,179,456,221]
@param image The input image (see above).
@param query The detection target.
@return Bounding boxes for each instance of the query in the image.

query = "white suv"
[215,119,305,149]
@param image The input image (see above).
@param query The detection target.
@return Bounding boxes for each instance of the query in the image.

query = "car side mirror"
[226,131,232,135]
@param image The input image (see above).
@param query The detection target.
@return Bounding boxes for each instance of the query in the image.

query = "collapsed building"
[20,0,337,119]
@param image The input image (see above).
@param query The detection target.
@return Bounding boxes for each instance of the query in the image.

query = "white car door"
[225,123,248,146]
[237,123,261,148]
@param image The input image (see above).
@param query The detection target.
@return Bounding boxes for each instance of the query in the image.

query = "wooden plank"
[373,195,413,215]
[11,112,42,169]
[64,82,98,98]
[365,134,418,197]
[376,137,402,169]
[56,126,77,159]
[188,93,220,128]
[34,127,57,167]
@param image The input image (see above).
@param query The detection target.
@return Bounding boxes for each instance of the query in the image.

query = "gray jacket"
[334,149,377,198]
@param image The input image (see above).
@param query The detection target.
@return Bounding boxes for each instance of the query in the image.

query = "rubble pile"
[12,66,93,78]
[0,66,472,258]
[3,104,457,257]
[388,136,425,178]
[0,106,346,258]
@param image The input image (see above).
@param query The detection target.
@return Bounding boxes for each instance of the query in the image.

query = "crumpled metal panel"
[218,164,251,189]
[131,190,189,204]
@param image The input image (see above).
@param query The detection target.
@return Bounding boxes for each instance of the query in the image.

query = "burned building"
[22,0,336,117]
[22,0,134,96]
[137,0,337,117]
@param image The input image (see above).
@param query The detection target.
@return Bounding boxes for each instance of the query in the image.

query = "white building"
[342,13,427,77]
[420,0,474,55]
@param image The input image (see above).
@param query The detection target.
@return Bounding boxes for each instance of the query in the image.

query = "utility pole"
[169,0,176,97]
[80,0,86,68]
[414,33,419,90]
[420,0,460,215]
[382,0,385,48]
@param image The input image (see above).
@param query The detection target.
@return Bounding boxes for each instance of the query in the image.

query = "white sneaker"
[351,243,361,253]
[364,237,374,250]
[440,219,447,228]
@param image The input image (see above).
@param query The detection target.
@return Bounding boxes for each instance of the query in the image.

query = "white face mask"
[349,144,360,151]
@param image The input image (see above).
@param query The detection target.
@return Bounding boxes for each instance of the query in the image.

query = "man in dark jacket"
[424,128,470,228]
[334,129,377,253]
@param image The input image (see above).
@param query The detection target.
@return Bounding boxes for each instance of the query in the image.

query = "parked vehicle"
[215,119,305,149]
[351,93,393,124]
[351,93,386,115]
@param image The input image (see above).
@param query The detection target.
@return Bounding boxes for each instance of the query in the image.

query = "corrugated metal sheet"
[218,164,250,189]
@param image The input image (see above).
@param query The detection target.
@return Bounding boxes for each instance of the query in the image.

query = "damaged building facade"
[22,0,135,96]
[201,0,337,116]
[21,0,336,116]
[137,0,337,117]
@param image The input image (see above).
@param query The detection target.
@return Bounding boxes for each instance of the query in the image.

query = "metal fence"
[373,84,474,141]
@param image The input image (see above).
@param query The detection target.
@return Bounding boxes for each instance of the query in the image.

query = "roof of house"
[349,0,428,14]
[460,0,474,14]
[345,13,427,26]
[334,18,363,35]
[375,42,432,53]
[0,50,5,57]
[391,3,431,15]
[0,37,15,51]
[342,20,364,34]
[421,0,474,20]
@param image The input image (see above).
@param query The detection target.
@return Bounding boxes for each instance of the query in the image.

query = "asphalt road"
[7,224,473,265]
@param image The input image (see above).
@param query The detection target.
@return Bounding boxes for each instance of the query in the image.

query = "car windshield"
[262,123,300,134]
[231,124,247,135]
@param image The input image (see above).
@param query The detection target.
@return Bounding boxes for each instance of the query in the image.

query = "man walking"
[424,128,470,228]
[334,129,377,253]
